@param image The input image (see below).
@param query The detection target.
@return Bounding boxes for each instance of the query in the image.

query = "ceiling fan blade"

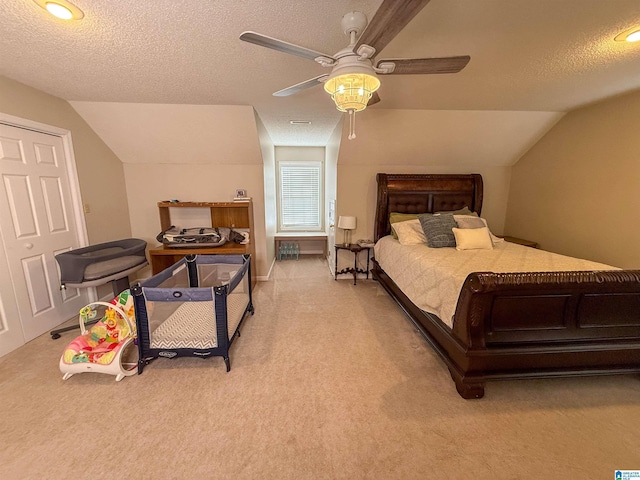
[368,91,381,106]
[273,75,329,97]
[378,56,470,74]
[240,31,335,61]
[356,0,432,54]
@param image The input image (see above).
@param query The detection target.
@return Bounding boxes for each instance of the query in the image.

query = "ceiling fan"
[239,0,470,117]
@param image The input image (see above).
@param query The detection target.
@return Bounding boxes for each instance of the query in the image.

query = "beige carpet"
[0,255,639,479]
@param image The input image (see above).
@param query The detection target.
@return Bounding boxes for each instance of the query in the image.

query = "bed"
[371,173,640,399]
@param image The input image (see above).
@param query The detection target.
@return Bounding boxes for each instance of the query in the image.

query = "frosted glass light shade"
[324,73,380,113]
[338,216,356,230]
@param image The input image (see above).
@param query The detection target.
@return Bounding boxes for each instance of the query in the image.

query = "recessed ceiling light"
[33,0,84,20]
[46,3,73,19]
[614,27,640,42]
[626,30,640,42]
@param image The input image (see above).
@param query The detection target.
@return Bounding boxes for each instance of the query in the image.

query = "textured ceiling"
[1,0,640,146]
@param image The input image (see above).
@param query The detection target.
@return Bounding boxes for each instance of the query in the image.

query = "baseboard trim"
[257,257,276,281]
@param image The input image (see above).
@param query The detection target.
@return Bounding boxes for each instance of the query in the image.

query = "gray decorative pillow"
[455,216,486,229]
[419,214,457,248]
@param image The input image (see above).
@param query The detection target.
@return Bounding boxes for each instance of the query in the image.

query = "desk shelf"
[150,201,255,286]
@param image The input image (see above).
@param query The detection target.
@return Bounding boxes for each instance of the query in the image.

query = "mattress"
[374,235,618,328]
[149,292,249,349]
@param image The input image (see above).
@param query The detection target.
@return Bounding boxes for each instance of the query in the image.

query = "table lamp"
[338,216,356,246]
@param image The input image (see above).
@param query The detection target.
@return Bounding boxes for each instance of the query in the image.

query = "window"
[277,160,323,232]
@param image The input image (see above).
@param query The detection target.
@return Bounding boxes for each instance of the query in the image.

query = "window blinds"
[278,161,322,231]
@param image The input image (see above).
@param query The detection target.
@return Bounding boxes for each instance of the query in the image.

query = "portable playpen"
[132,254,253,373]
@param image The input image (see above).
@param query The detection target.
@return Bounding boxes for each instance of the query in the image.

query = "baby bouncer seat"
[60,289,138,381]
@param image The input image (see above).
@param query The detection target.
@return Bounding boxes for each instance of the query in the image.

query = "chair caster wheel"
[51,333,61,340]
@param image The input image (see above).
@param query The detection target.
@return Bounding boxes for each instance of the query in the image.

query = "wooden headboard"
[374,173,484,242]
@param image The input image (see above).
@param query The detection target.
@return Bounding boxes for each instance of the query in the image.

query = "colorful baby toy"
[60,290,137,381]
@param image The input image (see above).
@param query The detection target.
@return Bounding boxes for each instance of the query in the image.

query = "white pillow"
[452,227,493,250]
[453,215,504,244]
[393,219,427,245]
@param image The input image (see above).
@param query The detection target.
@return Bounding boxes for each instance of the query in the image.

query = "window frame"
[276,159,324,232]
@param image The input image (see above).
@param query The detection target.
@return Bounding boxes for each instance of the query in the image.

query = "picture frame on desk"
[234,188,251,202]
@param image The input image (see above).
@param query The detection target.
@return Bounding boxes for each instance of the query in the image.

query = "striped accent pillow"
[419,214,457,248]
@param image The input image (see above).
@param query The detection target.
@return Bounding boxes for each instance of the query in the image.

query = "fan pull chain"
[348,109,356,140]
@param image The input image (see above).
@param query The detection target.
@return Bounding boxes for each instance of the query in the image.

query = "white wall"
[335,109,529,241]
[325,121,342,272]
[505,89,640,268]
[70,102,270,278]
[338,109,564,167]
[69,102,264,166]
[325,120,341,222]
[256,112,276,278]
[275,146,326,165]
[0,77,132,245]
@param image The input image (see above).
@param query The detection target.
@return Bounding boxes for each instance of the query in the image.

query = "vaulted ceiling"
[1,0,640,146]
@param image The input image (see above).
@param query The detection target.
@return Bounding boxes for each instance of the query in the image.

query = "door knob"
[24,243,34,249]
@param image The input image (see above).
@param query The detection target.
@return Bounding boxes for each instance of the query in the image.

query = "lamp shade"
[324,73,380,113]
[337,216,356,230]
[323,57,380,113]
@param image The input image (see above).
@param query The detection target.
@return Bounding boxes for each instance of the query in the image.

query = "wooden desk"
[148,243,256,286]
[275,233,328,258]
[151,200,256,286]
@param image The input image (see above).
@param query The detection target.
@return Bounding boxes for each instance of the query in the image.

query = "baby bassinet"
[132,254,253,373]
[60,289,138,381]
[51,238,147,339]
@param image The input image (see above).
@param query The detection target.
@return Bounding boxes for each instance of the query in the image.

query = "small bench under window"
[275,233,328,259]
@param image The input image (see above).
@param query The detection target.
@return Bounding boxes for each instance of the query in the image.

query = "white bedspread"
[374,236,618,328]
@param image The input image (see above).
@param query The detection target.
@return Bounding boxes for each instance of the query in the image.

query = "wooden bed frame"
[371,173,640,398]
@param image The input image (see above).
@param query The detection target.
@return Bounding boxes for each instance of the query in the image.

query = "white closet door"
[0,123,88,350]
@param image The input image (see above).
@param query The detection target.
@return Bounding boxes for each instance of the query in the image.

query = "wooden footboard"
[455,270,640,345]
[372,259,640,399]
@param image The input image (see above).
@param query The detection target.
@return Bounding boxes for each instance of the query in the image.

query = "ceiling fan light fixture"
[323,58,381,139]
[323,72,380,113]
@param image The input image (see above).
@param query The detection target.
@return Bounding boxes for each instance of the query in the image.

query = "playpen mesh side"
[140,260,250,350]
